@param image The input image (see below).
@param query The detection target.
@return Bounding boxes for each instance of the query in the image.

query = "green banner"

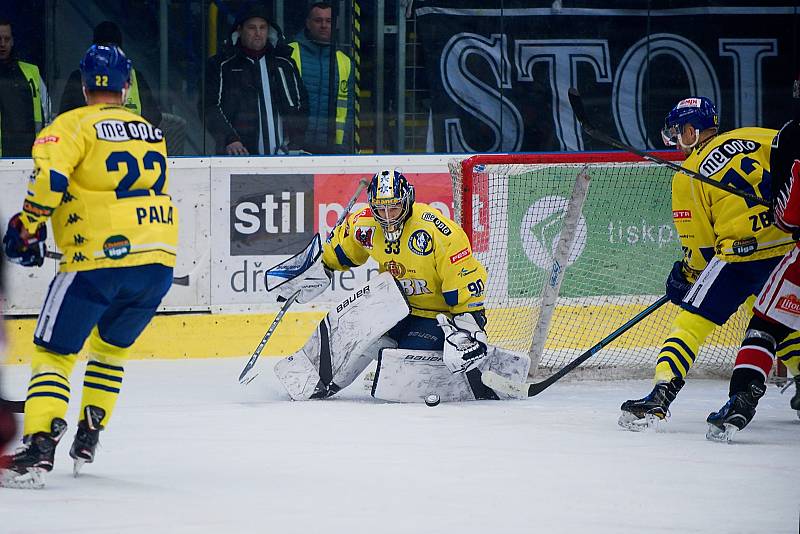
[507,164,679,298]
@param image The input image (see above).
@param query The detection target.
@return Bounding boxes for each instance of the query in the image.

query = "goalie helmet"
[367,169,415,243]
[661,96,718,148]
[80,44,132,93]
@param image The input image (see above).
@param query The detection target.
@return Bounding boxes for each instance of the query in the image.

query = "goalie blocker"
[273,272,529,402]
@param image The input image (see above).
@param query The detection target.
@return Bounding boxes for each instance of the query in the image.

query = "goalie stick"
[44,249,205,287]
[481,295,670,398]
[568,88,769,208]
[238,178,370,385]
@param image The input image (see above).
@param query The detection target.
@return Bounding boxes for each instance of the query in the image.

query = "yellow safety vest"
[123,69,142,116]
[1,61,43,157]
[289,43,351,145]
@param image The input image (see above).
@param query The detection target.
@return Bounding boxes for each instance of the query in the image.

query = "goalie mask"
[661,97,718,150]
[367,169,415,243]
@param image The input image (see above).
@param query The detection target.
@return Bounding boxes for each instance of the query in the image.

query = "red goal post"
[448,151,788,380]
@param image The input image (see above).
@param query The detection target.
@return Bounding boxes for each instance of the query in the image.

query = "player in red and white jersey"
[706,90,800,441]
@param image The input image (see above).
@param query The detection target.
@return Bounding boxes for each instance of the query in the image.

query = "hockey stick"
[44,250,204,286]
[482,295,670,398]
[568,88,769,208]
[237,178,370,385]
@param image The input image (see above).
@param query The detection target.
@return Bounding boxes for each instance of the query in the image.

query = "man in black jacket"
[59,21,162,127]
[202,6,307,155]
[0,19,50,157]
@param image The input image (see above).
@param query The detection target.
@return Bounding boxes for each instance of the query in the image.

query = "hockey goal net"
[450,152,752,380]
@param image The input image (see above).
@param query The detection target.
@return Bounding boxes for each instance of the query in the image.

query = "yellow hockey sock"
[79,328,129,428]
[654,310,716,382]
[23,346,77,435]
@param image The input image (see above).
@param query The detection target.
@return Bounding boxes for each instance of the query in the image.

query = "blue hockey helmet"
[367,169,415,243]
[80,44,132,92]
[662,97,718,147]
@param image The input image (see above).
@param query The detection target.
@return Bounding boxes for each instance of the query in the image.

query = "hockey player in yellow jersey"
[269,170,529,402]
[0,45,177,489]
[619,96,795,431]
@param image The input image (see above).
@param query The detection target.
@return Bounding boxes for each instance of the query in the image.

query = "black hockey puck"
[424,394,440,407]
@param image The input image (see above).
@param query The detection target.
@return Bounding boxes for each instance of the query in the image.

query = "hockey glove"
[437,312,489,374]
[2,213,47,267]
[275,257,333,304]
[665,261,693,305]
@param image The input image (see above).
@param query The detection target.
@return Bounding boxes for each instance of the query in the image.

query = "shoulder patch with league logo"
[408,229,433,255]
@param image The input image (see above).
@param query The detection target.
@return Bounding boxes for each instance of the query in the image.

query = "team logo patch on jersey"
[672,210,691,220]
[103,235,131,260]
[732,237,757,257]
[449,247,471,264]
[408,230,433,256]
[383,260,407,278]
[776,294,800,315]
[94,120,164,143]
[33,135,59,146]
[422,212,452,235]
[355,226,375,249]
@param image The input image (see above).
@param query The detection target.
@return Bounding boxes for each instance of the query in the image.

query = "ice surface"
[1,358,797,533]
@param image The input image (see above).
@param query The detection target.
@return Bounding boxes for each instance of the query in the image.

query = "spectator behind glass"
[288,2,354,154]
[0,18,51,157]
[201,5,308,155]
[59,21,162,127]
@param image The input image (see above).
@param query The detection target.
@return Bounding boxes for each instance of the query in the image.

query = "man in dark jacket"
[0,19,50,157]
[289,2,354,154]
[202,6,308,155]
[59,21,162,127]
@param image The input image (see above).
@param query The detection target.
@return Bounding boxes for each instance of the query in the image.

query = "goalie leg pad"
[274,272,410,400]
[371,348,475,403]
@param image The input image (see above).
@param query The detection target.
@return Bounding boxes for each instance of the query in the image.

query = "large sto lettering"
[440,32,779,152]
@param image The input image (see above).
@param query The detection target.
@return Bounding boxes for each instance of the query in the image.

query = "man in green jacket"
[289,2,354,154]
[0,18,50,157]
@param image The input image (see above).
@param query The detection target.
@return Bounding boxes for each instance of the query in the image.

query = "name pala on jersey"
[95,119,164,143]
[136,206,174,225]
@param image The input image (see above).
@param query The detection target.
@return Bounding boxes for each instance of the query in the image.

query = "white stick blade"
[481,371,528,399]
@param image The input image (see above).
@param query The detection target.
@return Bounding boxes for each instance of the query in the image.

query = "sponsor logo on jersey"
[398,278,433,296]
[458,267,478,277]
[449,247,471,264]
[33,135,59,146]
[103,235,131,260]
[422,212,452,235]
[65,213,83,225]
[732,236,757,257]
[73,234,87,246]
[72,252,88,262]
[94,120,164,143]
[352,207,372,222]
[672,210,691,220]
[22,200,53,218]
[699,138,759,176]
[383,260,406,278]
[355,226,375,249]
[408,230,433,256]
[776,294,800,315]
[335,285,370,314]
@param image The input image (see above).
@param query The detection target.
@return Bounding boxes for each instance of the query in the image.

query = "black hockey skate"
[69,405,106,477]
[0,417,67,489]
[789,375,800,415]
[706,381,765,443]
[618,377,685,431]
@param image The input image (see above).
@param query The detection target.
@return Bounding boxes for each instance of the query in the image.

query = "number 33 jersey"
[322,202,488,319]
[24,104,178,272]
[672,126,793,277]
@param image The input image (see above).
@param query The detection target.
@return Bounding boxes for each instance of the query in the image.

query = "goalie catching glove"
[437,312,489,374]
